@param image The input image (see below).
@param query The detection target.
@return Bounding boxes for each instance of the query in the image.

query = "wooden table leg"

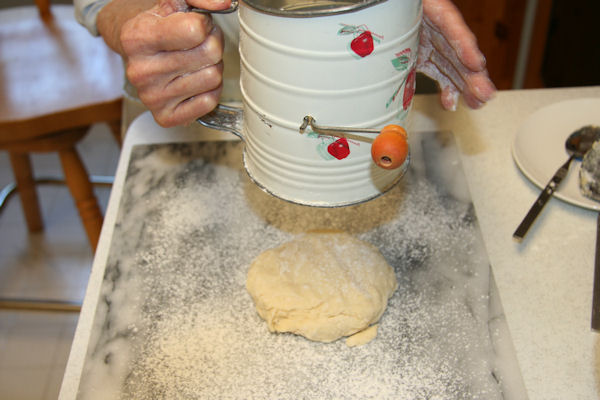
[8,152,43,232]
[58,147,103,251]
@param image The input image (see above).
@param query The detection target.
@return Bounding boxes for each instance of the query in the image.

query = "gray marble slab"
[76,131,527,399]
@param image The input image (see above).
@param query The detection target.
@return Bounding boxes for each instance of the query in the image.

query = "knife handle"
[513,155,574,242]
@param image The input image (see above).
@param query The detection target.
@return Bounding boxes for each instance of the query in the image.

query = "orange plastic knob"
[371,125,408,170]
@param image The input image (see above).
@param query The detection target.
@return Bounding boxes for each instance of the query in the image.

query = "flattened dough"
[246,232,397,345]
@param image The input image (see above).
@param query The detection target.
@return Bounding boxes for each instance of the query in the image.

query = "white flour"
[83,142,507,399]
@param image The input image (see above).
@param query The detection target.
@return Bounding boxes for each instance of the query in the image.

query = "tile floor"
[0,123,120,399]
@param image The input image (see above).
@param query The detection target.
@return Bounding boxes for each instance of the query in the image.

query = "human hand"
[417,0,496,111]
[117,0,230,127]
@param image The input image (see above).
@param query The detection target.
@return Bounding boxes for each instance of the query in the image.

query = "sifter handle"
[299,116,409,170]
[371,125,409,170]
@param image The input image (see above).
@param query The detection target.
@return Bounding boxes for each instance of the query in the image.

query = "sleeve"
[74,0,112,36]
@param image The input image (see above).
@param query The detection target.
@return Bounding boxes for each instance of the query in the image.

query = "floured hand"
[418,0,496,111]
[99,0,231,127]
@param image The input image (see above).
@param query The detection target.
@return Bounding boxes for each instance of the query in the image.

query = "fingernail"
[444,91,459,112]
[478,52,487,69]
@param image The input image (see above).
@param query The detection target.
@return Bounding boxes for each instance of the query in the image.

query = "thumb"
[152,0,190,17]
[152,0,232,16]
[187,0,232,11]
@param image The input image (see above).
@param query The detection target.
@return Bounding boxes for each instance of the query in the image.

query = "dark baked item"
[580,140,600,201]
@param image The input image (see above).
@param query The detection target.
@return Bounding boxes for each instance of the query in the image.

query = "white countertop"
[412,87,600,400]
[61,86,600,400]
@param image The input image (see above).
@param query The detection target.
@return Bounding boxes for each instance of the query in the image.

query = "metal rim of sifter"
[242,0,388,17]
[191,0,388,17]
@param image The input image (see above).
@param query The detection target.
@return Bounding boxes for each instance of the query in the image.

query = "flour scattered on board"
[83,142,510,400]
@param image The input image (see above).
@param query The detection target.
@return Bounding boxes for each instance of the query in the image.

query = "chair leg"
[8,152,44,232]
[58,147,103,251]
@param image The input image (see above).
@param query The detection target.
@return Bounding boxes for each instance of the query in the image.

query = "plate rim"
[511,97,600,211]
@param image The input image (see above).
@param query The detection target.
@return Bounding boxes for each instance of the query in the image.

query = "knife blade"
[592,213,600,331]
[513,154,575,242]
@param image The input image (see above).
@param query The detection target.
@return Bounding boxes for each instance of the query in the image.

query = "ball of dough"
[246,232,397,344]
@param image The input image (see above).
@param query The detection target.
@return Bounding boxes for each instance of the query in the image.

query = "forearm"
[96,0,157,55]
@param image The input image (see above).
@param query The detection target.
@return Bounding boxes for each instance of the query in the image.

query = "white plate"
[512,97,600,211]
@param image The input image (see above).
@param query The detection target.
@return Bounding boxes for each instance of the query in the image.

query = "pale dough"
[246,232,397,346]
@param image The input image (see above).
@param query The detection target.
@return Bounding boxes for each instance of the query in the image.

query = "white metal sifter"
[196,0,422,207]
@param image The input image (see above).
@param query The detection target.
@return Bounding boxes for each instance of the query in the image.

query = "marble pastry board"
[75,132,527,399]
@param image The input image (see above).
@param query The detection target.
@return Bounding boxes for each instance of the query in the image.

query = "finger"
[422,0,485,72]
[468,72,496,104]
[166,25,224,77]
[125,11,215,54]
[418,54,487,111]
[417,60,460,110]
[187,0,232,11]
[441,87,462,110]
[428,47,467,95]
[137,61,223,112]
[139,62,223,124]
[420,23,495,105]
[440,84,483,110]
[178,86,223,126]
[165,63,224,107]
[426,50,493,107]
[154,86,223,127]
[422,16,466,76]
[127,26,224,88]
[153,0,191,16]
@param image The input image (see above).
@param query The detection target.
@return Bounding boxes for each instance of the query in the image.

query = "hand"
[417,0,496,111]
[99,0,231,127]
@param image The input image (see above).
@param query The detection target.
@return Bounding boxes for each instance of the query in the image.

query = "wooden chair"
[0,0,124,254]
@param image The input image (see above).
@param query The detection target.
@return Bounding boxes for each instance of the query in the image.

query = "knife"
[592,213,600,331]
[513,155,575,242]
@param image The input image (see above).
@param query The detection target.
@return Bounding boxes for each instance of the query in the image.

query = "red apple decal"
[327,137,350,160]
[338,24,383,58]
[351,31,374,58]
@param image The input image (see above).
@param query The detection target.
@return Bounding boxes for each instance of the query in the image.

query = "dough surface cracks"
[246,232,397,345]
